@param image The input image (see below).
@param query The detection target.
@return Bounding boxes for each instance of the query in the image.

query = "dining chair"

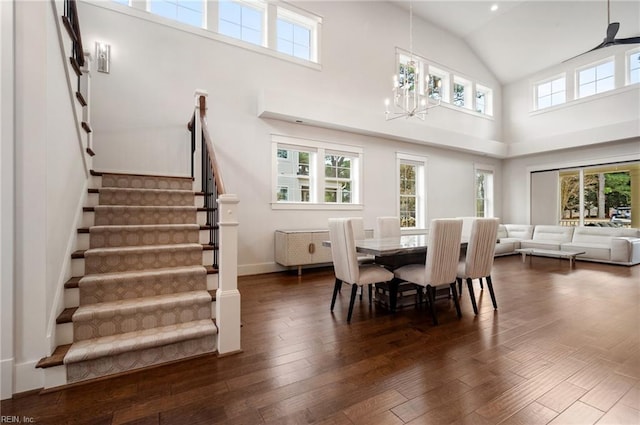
[328,218,394,322]
[456,218,500,315]
[393,218,463,325]
[375,216,401,239]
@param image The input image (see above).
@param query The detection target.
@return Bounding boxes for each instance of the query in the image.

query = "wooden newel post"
[216,194,241,355]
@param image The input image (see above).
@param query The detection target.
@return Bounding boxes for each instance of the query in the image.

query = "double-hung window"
[149,0,204,27]
[475,166,494,218]
[397,153,426,229]
[578,60,615,98]
[273,135,362,208]
[219,0,265,46]
[535,76,566,110]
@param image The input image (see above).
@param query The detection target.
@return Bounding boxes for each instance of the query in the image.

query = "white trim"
[529,83,638,116]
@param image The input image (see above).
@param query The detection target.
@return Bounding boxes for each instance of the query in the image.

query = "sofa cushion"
[531,225,574,243]
[505,224,534,240]
[561,242,610,261]
[520,240,563,250]
[497,224,508,239]
[572,226,638,244]
[495,240,517,255]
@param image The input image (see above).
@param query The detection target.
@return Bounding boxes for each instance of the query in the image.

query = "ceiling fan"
[565,0,640,61]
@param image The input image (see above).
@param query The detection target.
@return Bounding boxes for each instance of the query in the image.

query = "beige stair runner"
[63,173,216,383]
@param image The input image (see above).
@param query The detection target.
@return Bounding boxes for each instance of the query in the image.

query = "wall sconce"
[96,42,110,73]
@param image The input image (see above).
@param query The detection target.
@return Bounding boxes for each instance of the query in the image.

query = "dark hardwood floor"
[2,255,639,425]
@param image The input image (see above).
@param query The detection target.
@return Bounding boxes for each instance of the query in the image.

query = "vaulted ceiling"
[392,0,640,84]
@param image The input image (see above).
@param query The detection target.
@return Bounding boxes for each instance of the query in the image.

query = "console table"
[275,229,333,275]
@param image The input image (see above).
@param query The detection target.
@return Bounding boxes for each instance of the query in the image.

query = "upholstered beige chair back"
[375,216,401,239]
[328,218,360,284]
[424,219,463,286]
[464,218,499,278]
[350,217,366,240]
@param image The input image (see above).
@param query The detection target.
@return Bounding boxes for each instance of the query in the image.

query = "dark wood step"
[83,206,215,212]
[57,307,77,324]
[75,91,87,106]
[36,344,71,369]
[86,147,95,157]
[81,122,91,133]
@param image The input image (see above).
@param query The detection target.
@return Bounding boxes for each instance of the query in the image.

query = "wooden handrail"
[197,96,226,195]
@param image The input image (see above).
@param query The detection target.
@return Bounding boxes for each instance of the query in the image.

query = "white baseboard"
[0,357,14,400]
[237,261,333,276]
[13,359,43,394]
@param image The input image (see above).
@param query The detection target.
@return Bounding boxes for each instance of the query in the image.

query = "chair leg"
[427,285,438,325]
[450,282,462,318]
[347,284,359,323]
[467,278,479,315]
[457,278,463,296]
[368,284,373,305]
[486,275,497,310]
[417,286,424,308]
[331,278,341,311]
[479,277,484,289]
[360,285,363,300]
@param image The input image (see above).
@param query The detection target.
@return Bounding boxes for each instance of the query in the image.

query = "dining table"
[324,234,471,312]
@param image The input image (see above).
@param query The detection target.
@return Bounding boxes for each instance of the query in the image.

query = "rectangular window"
[427,66,449,102]
[628,50,640,85]
[276,7,319,62]
[324,154,354,203]
[453,76,471,109]
[475,84,493,115]
[397,54,423,94]
[149,0,203,27]
[578,60,614,98]
[219,0,264,46]
[475,167,494,218]
[397,153,426,228]
[272,136,362,209]
[276,147,313,203]
[536,76,566,110]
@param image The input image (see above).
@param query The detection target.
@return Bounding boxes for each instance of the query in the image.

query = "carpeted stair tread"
[84,243,203,274]
[89,224,200,248]
[78,265,207,304]
[97,187,195,207]
[73,290,212,319]
[72,291,213,341]
[100,173,193,191]
[93,205,197,225]
[64,319,217,364]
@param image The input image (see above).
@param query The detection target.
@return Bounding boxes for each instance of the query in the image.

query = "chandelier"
[385,2,440,121]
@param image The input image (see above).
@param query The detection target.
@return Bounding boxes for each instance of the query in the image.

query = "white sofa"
[495,224,640,266]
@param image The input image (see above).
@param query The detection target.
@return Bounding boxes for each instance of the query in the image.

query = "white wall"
[11,0,90,395]
[1,0,15,401]
[503,44,640,156]
[79,1,504,274]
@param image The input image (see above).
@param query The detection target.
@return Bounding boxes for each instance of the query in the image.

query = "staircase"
[37,171,219,385]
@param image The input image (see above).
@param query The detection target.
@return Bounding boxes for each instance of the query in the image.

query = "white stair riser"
[65,288,79,309]
[207,273,218,291]
[71,259,84,279]
[211,301,216,319]
[197,211,207,225]
[203,250,214,266]
[77,233,89,251]
[57,322,73,345]
[43,365,67,389]
[86,192,99,207]
[90,175,101,187]
[82,211,94,228]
